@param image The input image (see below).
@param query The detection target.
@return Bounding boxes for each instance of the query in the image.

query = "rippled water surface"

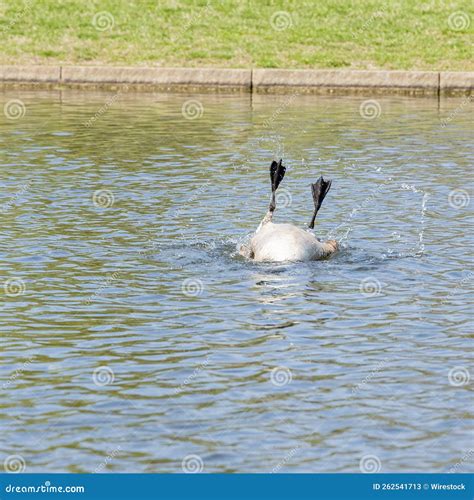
[0,90,472,473]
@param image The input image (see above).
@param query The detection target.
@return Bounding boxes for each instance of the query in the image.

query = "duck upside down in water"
[240,160,339,262]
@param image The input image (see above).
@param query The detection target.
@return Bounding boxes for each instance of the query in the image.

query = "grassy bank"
[0,0,472,70]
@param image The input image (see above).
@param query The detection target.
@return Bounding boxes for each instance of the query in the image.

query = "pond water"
[0,89,472,473]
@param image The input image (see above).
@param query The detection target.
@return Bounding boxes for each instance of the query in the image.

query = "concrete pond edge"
[0,66,472,97]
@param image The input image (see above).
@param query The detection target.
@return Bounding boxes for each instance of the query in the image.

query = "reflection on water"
[0,90,472,473]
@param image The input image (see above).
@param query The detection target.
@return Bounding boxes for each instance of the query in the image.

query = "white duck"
[240,160,338,262]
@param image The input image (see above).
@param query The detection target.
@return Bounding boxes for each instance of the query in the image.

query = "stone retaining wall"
[0,66,471,96]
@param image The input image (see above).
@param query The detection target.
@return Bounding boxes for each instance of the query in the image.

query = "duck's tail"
[308,176,332,229]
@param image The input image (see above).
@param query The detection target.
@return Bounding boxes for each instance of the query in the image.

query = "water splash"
[328,176,393,245]
[399,184,430,257]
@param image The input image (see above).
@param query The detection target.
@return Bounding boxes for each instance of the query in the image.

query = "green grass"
[0,0,472,70]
